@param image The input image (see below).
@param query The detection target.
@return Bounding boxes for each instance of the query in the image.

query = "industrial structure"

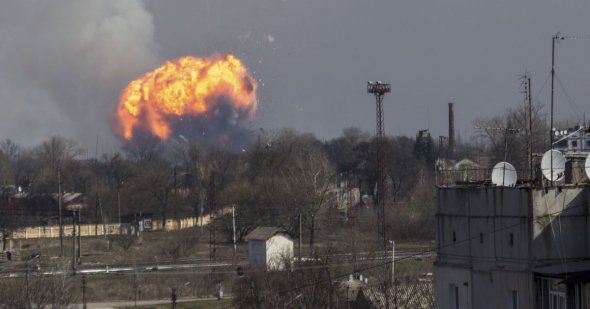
[367,81,391,245]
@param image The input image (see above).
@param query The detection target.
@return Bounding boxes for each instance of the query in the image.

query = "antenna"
[491,162,517,187]
[584,153,590,180]
[541,149,566,181]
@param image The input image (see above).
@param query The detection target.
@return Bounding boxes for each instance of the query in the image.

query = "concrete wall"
[6,207,232,239]
[434,265,471,309]
[472,270,534,308]
[532,187,589,261]
[266,234,293,271]
[437,187,532,271]
[436,185,590,308]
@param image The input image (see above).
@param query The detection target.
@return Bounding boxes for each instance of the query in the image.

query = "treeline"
[0,126,438,243]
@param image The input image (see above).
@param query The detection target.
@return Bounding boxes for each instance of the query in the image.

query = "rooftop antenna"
[541,149,566,182]
[491,162,517,187]
[520,73,533,182]
[474,126,521,162]
[367,81,390,246]
[584,153,590,180]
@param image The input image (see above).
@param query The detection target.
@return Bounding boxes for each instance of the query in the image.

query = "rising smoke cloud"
[0,1,158,150]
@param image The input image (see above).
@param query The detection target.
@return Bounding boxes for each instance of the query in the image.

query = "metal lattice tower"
[367,81,391,246]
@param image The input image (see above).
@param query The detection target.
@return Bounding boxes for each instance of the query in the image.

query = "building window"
[449,284,459,309]
[508,290,518,309]
[572,140,578,147]
[509,233,514,246]
[453,231,456,242]
[480,233,484,244]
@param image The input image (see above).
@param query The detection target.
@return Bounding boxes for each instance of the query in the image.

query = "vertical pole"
[77,208,82,265]
[528,77,533,182]
[550,34,556,186]
[72,210,76,272]
[391,240,395,284]
[117,187,122,227]
[232,205,237,257]
[95,193,98,236]
[299,212,302,261]
[348,170,357,272]
[58,168,63,257]
[377,93,387,247]
[171,288,177,309]
[82,275,87,309]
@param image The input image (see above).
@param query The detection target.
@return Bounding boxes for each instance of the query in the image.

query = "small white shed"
[245,227,293,271]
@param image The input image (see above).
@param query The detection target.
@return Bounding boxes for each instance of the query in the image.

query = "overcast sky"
[1,0,590,152]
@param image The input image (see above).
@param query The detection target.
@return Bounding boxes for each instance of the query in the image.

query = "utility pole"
[367,81,391,247]
[232,205,237,257]
[82,275,87,309]
[550,33,565,186]
[347,170,357,271]
[298,212,302,261]
[71,210,76,272]
[58,168,63,257]
[77,208,82,265]
[208,172,216,260]
[521,74,533,181]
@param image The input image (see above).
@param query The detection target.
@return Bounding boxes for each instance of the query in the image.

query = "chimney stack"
[448,102,455,158]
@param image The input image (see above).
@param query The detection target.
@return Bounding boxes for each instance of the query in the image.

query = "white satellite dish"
[584,154,590,180]
[541,149,566,181]
[491,162,517,187]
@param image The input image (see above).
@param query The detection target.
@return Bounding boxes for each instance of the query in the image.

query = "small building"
[245,227,293,271]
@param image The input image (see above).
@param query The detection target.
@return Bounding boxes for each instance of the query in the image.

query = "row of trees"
[0,126,438,246]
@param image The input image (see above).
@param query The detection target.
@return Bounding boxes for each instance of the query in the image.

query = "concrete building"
[435,182,590,309]
[245,227,293,271]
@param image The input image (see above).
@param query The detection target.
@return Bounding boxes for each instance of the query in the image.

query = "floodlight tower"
[367,81,391,246]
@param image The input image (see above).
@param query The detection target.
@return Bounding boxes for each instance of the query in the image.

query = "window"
[480,233,484,244]
[509,233,514,246]
[572,140,578,147]
[508,290,518,309]
[449,284,459,309]
[453,231,456,242]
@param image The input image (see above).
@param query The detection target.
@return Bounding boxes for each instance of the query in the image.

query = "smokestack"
[448,102,455,158]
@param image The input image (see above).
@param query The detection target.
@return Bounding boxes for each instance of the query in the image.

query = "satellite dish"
[491,162,517,187]
[584,154,590,180]
[541,150,566,181]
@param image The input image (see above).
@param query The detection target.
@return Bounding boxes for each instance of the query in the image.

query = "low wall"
[7,207,230,240]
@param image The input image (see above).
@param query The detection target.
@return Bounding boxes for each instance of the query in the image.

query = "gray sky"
[1,0,590,151]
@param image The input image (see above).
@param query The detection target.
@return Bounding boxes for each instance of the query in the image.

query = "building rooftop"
[245,226,289,241]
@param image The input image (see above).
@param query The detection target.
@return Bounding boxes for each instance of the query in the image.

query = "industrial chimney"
[448,102,455,158]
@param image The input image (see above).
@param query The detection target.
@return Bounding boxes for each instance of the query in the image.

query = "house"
[435,156,590,308]
[245,227,293,271]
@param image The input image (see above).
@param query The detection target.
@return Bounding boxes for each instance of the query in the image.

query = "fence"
[8,207,231,240]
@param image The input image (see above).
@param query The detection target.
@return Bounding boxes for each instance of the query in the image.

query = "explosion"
[116,54,257,142]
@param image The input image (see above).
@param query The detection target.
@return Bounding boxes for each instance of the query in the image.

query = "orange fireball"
[116,54,257,140]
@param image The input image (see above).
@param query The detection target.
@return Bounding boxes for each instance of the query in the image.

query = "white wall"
[266,234,294,271]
